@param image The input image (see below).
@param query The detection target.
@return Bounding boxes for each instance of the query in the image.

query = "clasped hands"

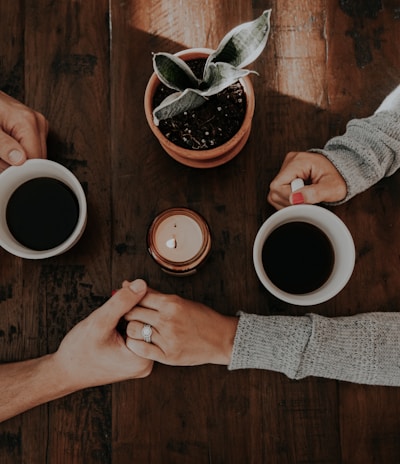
[123,280,238,367]
[51,278,239,394]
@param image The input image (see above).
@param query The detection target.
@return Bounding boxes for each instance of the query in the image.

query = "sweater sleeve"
[228,311,400,386]
[309,85,400,204]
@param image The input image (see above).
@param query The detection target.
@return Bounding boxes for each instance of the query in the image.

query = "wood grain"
[0,1,400,462]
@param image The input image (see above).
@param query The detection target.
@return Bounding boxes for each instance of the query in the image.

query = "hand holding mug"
[254,179,355,305]
[0,91,48,172]
[267,151,347,209]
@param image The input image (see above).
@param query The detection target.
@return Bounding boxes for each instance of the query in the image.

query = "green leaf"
[153,52,200,91]
[202,62,256,96]
[152,89,207,125]
[150,10,272,121]
[206,9,271,70]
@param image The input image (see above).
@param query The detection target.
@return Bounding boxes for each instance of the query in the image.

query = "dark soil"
[152,58,247,151]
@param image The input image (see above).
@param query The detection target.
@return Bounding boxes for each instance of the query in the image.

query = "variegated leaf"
[153,89,207,125]
[153,52,200,91]
[202,62,256,96]
[206,9,271,70]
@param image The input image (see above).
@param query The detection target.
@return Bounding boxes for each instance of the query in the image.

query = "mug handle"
[291,178,304,192]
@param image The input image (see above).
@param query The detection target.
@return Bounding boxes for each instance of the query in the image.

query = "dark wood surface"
[1,1,400,463]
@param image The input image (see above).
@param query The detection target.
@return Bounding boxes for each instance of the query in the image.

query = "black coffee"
[262,221,334,294]
[6,177,79,251]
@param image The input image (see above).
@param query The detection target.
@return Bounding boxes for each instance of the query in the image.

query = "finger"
[268,170,309,210]
[9,111,48,159]
[267,188,291,209]
[126,320,160,344]
[124,306,160,326]
[126,337,165,363]
[93,279,147,327]
[124,287,170,316]
[0,130,27,167]
[290,185,321,205]
[122,280,161,293]
[126,320,145,339]
[272,168,307,190]
[303,181,346,204]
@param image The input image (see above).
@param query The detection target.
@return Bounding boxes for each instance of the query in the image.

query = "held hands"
[267,151,347,209]
[0,91,48,172]
[124,286,239,367]
[52,280,153,392]
[50,278,237,393]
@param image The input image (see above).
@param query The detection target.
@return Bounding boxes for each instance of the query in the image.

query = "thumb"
[94,279,148,328]
[290,185,324,205]
[0,131,27,166]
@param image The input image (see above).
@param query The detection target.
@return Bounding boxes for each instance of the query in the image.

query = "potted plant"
[144,10,272,168]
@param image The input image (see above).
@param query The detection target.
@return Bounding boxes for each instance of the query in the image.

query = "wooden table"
[1,1,400,463]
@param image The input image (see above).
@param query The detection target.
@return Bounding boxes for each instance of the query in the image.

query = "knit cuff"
[228,312,312,378]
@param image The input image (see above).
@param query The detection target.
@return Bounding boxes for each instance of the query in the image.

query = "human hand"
[124,287,239,366]
[267,151,347,209]
[0,91,48,172]
[52,279,153,392]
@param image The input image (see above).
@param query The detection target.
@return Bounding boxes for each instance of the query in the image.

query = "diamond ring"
[141,324,153,343]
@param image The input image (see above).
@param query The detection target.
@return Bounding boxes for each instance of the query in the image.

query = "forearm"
[0,282,153,423]
[310,110,400,203]
[0,354,74,423]
[229,312,400,386]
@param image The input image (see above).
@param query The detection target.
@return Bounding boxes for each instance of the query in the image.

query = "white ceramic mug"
[253,180,355,305]
[0,159,87,259]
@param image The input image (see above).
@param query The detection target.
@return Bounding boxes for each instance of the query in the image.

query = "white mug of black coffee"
[253,179,355,305]
[0,159,87,259]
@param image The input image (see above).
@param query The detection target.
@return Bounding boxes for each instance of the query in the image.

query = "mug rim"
[0,159,87,259]
[253,205,355,305]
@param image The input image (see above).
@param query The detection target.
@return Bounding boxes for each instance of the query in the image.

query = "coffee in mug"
[262,220,334,294]
[6,177,80,250]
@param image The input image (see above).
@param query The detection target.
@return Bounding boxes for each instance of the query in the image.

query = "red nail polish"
[292,192,304,205]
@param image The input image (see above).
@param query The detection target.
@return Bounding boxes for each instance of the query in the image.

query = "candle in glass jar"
[147,208,211,274]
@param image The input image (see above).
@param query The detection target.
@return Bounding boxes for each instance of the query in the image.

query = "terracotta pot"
[144,48,255,168]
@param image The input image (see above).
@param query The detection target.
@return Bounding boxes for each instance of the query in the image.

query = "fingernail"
[129,279,146,294]
[292,192,304,205]
[8,149,25,164]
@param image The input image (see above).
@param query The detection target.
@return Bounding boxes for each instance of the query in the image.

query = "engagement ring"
[142,324,153,343]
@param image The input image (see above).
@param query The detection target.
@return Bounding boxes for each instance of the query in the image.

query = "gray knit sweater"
[229,85,400,385]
